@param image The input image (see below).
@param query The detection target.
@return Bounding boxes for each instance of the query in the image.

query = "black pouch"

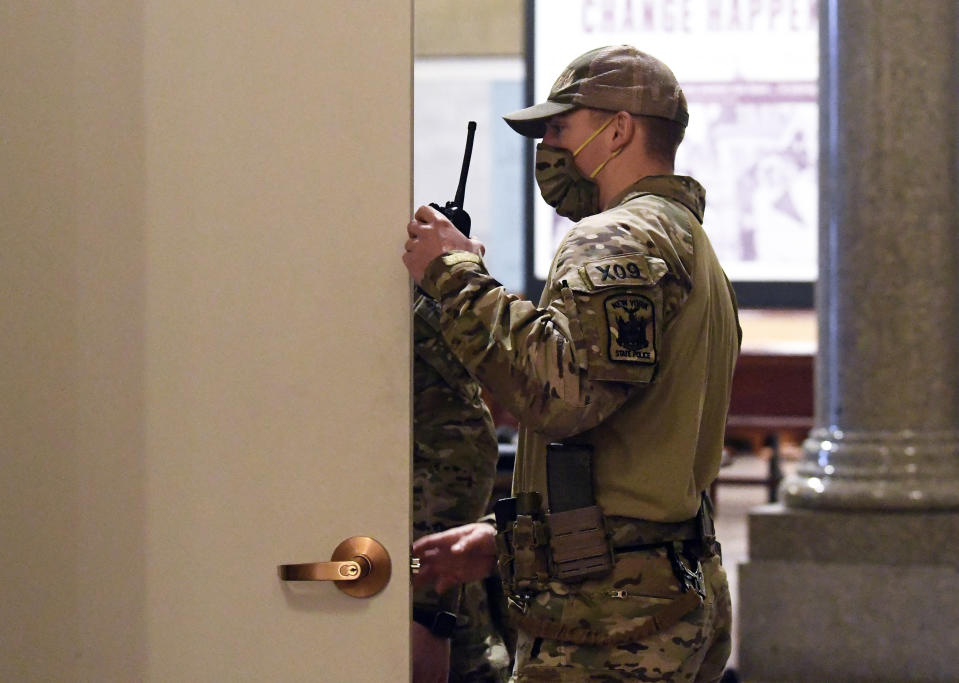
[545,443,613,582]
[545,443,594,512]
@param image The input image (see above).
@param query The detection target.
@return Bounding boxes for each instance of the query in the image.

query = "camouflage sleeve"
[412,292,500,610]
[418,250,641,443]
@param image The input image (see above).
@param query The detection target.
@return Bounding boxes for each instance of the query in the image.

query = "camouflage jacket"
[420,175,741,523]
[412,292,499,611]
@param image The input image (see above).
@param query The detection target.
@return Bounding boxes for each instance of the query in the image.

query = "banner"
[533,0,818,283]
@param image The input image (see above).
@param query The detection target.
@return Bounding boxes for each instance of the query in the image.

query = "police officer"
[405,45,740,681]
[412,291,511,682]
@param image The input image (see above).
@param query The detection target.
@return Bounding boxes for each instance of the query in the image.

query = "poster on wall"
[415,58,525,293]
[531,0,819,299]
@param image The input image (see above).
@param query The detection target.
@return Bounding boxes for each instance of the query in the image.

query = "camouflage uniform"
[413,292,511,681]
[418,172,740,681]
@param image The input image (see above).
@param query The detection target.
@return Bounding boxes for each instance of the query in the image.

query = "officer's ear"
[609,111,635,150]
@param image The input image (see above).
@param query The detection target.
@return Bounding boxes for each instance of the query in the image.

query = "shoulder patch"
[579,254,667,291]
[605,293,657,364]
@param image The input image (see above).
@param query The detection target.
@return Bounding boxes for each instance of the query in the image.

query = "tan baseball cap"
[504,45,688,138]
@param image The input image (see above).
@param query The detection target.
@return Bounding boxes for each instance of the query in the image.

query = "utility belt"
[494,443,718,613]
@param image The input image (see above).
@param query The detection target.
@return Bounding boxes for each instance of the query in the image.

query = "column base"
[781,428,959,510]
[738,504,959,682]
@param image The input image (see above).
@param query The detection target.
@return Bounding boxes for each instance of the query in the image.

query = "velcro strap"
[549,505,604,535]
[553,556,613,582]
[547,506,612,582]
[550,528,607,561]
[548,507,608,562]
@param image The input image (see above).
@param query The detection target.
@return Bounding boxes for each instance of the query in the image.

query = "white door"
[0,2,411,681]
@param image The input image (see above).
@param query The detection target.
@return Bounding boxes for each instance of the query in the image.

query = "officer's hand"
[403,205,485,286]
[411,523,497,595]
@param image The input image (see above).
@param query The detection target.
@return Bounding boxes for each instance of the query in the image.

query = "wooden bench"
[712,350,814,510]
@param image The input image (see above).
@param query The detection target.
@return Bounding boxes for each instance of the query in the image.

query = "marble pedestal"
[738,504,959,682]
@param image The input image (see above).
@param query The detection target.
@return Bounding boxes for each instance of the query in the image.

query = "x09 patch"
[578,253,668,291]
[605,293,656,364]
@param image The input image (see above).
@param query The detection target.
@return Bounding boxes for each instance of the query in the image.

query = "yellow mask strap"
[589,147,623,179]
[572,115,617,157]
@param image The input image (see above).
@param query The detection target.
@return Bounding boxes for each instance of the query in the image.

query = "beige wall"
[415,0,524,56]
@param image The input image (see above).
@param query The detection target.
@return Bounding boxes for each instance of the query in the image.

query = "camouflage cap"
[503,45,688,138]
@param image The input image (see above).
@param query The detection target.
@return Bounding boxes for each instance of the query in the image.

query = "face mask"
[534,116,622,222]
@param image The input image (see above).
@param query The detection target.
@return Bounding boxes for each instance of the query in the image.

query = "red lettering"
[576,0,817,35]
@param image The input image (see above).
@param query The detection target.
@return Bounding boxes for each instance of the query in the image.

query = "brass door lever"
[278,536,391,598]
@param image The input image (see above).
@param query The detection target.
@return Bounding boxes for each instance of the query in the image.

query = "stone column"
[782,0,959,510]
[738,3,959,681]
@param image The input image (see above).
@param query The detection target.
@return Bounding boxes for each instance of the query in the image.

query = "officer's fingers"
[412,528,459,556]
[414,204,439,224]
[411,533,442,555]
[411,538,440,558]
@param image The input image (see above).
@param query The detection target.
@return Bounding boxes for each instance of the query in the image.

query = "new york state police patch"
[604,293,656,364]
